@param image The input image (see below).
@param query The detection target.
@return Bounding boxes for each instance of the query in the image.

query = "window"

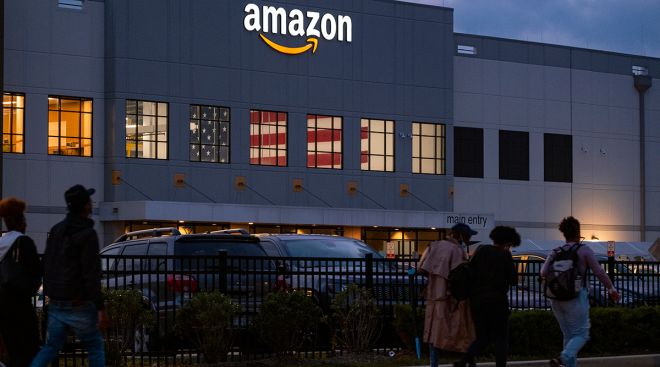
[454,127,483,178]
[249,110,287,166]
[3,93,25,153]
[499,130,529,181]
[189,105,230,163]
[545,133,573,183]
[58,0,82,10]
[457,45,477,55]
[361,118,395,172]
[307,114,342,169]
[126,100,168,160]
[48,96,92,157]
[412,122,446,175]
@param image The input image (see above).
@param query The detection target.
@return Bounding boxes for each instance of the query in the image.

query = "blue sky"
[399,0,660,58]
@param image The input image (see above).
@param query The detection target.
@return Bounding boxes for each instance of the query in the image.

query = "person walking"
[0,198,42,367]
[541,216,620,367]
[454,226,520,367]
[418,223,477,367]
[30,185,106,367]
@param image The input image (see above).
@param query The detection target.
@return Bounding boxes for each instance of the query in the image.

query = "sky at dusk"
[398,0,660,58]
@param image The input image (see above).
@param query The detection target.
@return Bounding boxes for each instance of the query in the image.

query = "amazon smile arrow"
[259,34,318,55]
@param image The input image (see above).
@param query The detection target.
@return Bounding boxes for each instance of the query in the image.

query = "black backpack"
[448,261,473,301]
[544,243,583,301]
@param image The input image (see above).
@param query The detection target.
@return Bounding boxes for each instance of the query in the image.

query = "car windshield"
[280,238,383,259]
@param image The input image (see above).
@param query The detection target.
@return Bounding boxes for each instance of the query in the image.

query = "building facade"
[3,0,659,253]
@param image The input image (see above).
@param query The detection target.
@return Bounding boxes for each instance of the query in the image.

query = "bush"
[329,284,381,353]
[252,290,323,355]
[174,292,240,364]
[507,306,660,357]
[392,304,425,352]
[103,289,154,366]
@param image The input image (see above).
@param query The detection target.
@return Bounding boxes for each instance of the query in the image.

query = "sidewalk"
[408,354,660,367]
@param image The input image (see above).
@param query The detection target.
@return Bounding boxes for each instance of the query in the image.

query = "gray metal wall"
[4,0,106,248]
[103,0,455,212]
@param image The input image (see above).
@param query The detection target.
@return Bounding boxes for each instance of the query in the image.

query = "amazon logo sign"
[243,3,353,55]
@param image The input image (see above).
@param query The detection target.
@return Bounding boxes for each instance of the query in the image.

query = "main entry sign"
[244,3,353,55]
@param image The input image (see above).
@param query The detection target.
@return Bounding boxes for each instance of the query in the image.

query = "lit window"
[58,0,83,10]
[3,93,25,154]
[412,123,445,175]
[361,118,395,172]
[189,105,230,163]
[250,110,287,166]
[457,45,477,55]
[125,100,168,160]
[307,114,342,169]
[48,96,93,157]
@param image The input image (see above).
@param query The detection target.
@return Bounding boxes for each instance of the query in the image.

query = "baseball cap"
[451,223,478,236]
[65,184,96,209]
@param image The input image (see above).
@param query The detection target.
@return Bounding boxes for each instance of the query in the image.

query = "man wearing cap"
[31,185,106,367]
[417,223,477,367]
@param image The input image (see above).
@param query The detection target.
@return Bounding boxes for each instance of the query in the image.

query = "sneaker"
[549,357,566,367]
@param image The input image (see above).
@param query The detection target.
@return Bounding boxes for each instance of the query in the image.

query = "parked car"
[100,227,278,351]
[511,250,655,307]
[255,233,422,311]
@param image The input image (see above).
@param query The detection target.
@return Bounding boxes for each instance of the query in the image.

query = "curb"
[407,354,660,367]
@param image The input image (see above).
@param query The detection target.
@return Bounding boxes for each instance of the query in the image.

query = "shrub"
[507,306,660,357]
[174,292,240,364]
[103,289,154,366]
[329,284,381,353]
[392,304,425,352]
[252,290,323,355]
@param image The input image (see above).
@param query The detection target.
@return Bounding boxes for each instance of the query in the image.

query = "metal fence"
[45,255,660,366]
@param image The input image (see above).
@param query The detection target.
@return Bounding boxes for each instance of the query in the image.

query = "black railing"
[38,255,659,366]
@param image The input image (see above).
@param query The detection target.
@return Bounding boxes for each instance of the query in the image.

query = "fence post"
[607,255,615,285]
[218,250,227,294]
[365,253,373,290]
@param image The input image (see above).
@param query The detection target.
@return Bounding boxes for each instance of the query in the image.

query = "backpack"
[448,261,473,301]
[544,243,583,301]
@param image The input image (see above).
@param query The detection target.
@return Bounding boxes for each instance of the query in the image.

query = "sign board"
[385,241,397,259]
[244,3,353,55]
[607,241,615,258]
[442,213,494,231]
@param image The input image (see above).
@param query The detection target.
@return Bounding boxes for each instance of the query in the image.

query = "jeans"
[30,302,105,367]
[429,344,441,367]
[550,288,590,367]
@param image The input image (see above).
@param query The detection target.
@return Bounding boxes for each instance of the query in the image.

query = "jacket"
[0,232,42,300]
[43,214,103,309]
